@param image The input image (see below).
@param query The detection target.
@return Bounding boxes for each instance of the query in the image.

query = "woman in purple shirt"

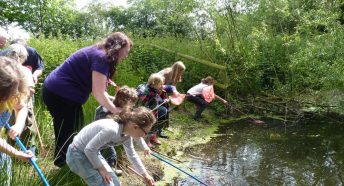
[42,32,132,167]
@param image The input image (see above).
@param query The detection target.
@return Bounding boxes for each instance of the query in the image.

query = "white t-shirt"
[187,83,208,96]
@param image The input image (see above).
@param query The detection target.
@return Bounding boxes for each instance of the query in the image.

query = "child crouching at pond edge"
[66,107,156,186]
[186,76,227,121]
[95,86,151,176]
[137,73,180,147]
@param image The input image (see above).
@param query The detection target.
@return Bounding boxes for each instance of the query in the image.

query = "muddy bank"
[118,106,228,185]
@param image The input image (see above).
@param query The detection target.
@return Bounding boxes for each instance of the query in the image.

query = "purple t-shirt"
[44,45,110,104]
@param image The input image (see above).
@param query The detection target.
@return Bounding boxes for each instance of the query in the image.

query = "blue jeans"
[0,152,12,186]
[66,145,120,186]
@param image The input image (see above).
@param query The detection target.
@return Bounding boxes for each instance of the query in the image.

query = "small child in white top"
[186,76,227,120]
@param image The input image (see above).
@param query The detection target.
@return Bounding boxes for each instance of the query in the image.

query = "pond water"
[176,118,344,186]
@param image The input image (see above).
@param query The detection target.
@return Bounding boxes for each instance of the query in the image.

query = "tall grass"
[5,37,154,185]
[3,35,232,185]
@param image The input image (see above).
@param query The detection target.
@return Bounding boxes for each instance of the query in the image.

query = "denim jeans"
[66,145,120,186]
[0,152,12,186]
[150,106,169,133]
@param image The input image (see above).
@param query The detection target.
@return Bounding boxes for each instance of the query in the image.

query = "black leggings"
[186,94,209,118]
[42,86,83,167]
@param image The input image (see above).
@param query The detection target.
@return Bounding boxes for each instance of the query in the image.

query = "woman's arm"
[92,71,121,114]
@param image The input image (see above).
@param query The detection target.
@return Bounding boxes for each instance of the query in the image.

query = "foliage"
[0,0,108,38]
[1,0,344,185]
[29,36,92,85]
[4,0,341,111]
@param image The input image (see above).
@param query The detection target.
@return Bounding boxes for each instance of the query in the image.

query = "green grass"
[4,95,227,186]
[3,37,231,186]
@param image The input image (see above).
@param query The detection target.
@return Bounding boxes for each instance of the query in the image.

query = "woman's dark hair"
[96,32,132,79]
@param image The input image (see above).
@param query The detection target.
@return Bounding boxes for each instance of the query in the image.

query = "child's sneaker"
[112,168,123,176]
[146,140,156,148]
[157,130,169,139]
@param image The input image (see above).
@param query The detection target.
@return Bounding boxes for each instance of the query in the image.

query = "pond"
[176,118,344,186]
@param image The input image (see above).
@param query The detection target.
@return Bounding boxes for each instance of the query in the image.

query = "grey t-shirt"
[72,119,147,174]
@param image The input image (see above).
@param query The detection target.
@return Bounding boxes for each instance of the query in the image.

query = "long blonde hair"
[0,57,28,112]
[163,61,185,85]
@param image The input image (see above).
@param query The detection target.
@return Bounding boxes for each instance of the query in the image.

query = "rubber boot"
[146,135,156,148]
[150,133,161,145]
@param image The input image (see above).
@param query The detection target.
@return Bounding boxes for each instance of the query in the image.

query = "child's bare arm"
[137,137,150,156]
[215,94,228,104]
[98,165,113,184]
[0,138,18,156]
[8,103,28,139]
[0,138,32,162]
[32,69,43,84]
